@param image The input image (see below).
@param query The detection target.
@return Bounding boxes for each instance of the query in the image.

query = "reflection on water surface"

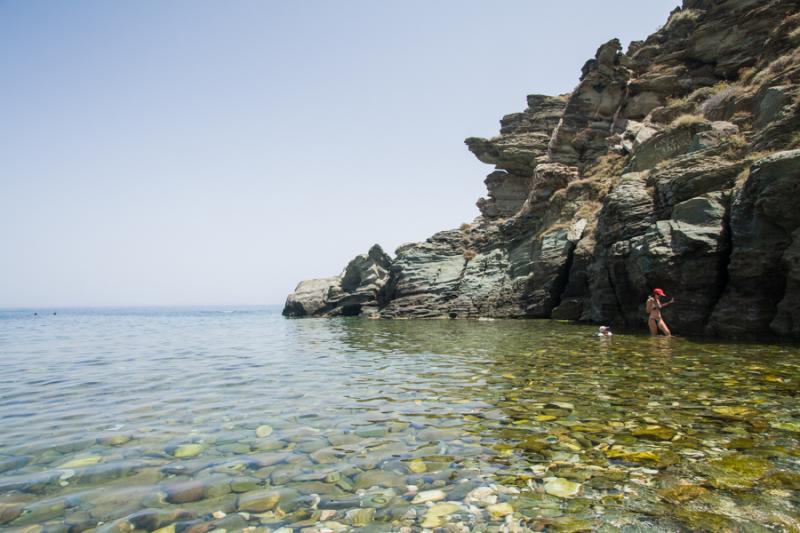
[0,309,798,532]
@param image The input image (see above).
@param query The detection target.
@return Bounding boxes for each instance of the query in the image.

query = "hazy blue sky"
[0,1,677,307]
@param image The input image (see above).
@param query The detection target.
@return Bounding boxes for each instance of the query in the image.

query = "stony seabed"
[1,309,799,532]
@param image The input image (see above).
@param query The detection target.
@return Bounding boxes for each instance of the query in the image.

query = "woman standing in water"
[646,288,674,336]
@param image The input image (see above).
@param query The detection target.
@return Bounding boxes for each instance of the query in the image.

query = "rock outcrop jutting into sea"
[284,0,800,339]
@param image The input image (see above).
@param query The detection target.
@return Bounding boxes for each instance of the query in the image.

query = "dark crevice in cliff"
[706,203,733,324]
[341,304,362,316]
[605,263,626,326]
[550,242,577,315]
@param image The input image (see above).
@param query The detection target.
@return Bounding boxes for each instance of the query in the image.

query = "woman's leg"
[658,319,671,337]
[649,318,658,336]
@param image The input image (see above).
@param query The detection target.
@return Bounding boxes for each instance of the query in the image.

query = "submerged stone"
[407,459,427,473]
[550,517,598,532]
[171,444,206,459]
[631,425,676,441]
[546,402,575,411]
[486,502,513,519]
[544,478,582,498]
[0,502,24,525]
[230,476,260,493]
[59,455,103,469]
[465,486,496,507]
[701,453,772,490]
[345,507,375,526]
[354,426,386,438]
[237,489,282,512]
[657,484,708,504]
[411,489,446,504]
[99,434,132,446]
[421,502,460,528]
[166,480,206,503]
[711,406,754,418]
[353,470,405,490]
[256,425,274,438]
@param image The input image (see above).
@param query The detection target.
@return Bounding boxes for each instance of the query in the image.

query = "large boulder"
[548,39,629,167]
[282,245,392,317]
[708,150,800,337]
[283,277,340,317]
[467,94,567,218]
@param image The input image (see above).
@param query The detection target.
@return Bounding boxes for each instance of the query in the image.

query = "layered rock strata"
[285,0,800,339]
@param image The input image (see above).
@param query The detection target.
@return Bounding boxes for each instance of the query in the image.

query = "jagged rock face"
[283,277,341,317]
[283,245,391,318]
[708,150,800,337]
[377,224,537,319]
[285,0,800,338]
[466,95,566,218]
[548,39,630,167]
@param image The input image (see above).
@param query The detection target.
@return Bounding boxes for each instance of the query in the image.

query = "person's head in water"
[597,325,612,336]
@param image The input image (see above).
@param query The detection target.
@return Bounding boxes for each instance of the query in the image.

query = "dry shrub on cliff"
[699,82,748,116]
[459,223,471,233]
[584,152,626,179]
[665,9,700,29]
[666,82,732,110]
[738,66,756,83]
[462,249,477,262]
[731,111,752,127]
[753,48,800,86]
[722,133,750,158]
[670,113,707,128]
[576,200,604,220]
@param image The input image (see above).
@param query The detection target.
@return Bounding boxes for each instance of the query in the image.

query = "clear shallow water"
[0,308,798,532]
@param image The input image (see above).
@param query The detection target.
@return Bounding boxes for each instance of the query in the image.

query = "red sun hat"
[653,288,666,296]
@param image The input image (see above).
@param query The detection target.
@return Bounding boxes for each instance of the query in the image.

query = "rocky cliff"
[284,0,800,339]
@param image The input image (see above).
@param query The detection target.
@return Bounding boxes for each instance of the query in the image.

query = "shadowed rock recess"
[285,0,800,338]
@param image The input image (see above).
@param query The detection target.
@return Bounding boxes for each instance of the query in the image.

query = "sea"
[0,306,798,531]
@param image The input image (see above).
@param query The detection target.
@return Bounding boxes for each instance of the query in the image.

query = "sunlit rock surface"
[285,0,800,338]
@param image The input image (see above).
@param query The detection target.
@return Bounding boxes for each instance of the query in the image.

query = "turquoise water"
[0,308,798,532]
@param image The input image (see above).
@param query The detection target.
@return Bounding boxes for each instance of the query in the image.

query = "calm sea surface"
[0,307,798,532]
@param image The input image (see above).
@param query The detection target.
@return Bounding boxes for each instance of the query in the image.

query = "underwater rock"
[421,502,460,528]
[353,470,405,490]
[255,425,274,438]
[230,477,260,493]
[236,489,282,512]
[166,480,206,504]
[123,508,195,531]
[406,459,427,474]
[58,455,103,469]
[631,425,676,441]
[544,478,582,498]
[464,486,497,507]
[99,434,132,446]
[658,484,708,504]
[170,444,206,459]
[486,502,513,519]
[411,489,446,504]
[345,507,375,526]
[701,453,772,490]
[0,502,23,524]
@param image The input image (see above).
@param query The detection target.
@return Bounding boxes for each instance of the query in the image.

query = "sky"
[0,0,677,307]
